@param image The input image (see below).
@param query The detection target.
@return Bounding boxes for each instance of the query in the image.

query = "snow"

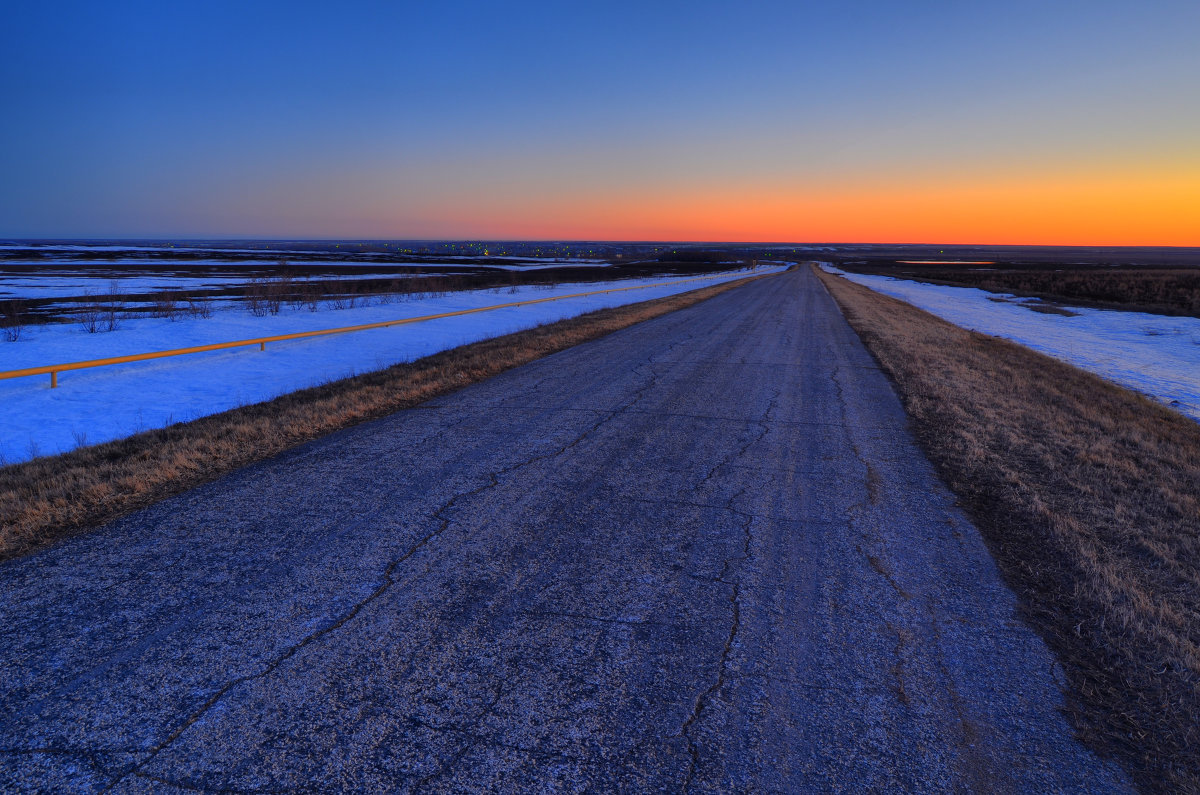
[1,244,222,253]
[489,263,611,271]
[820,265,1200,423]
[0,270,455,300]
[433,255,611,264]
[0,243,343,256]
[489,256,611,264]
[0,267,781,463]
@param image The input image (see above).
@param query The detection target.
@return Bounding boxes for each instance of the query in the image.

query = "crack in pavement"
[859,544,913,601]
[696,387,781,492]
[830,361,883,508]
[830,356,901,601]
[677,502,750,792]
[724,670,897,696]
[828,342,1001,787]
[830,353,925,740]
[100,391,653,791]
[625,495,843,528]
[412,681,508,791]
[885,621,914,707]
[524,610,684,629]
[126,768,297,795]
[106,345,680,793]
[414,354,688,790]
[921,594,999,791]
[676,386,779,790]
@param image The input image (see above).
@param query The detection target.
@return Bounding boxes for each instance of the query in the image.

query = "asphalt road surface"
[0,268,1132,792]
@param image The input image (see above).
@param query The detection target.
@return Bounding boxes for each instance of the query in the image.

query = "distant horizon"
[4,238,1199,251]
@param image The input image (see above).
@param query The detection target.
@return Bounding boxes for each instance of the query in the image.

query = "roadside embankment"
[816,264,1200,792]
[0,267,781,464]
[0,272,771,562]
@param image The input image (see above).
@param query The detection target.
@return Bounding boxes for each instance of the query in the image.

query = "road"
[0,267,1131,792]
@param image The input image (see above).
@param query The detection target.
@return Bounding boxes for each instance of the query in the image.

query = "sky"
[1,0,1197,244]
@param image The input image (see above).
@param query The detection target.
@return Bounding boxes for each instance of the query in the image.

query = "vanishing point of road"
[0,268,1132,792]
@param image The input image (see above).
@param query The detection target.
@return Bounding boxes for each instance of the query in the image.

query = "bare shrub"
[288,278,318,312]
[0,300,26,342]
[150,291,178,319]
[327,290,365,310]
[244,274,290,316]
[185,295,214,318]
[245,278,269,316]
[269,274,291,314]
[102,281,123,331]
[78,293,103,333]
[78,284,124,333]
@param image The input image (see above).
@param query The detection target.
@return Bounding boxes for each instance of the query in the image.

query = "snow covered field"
[822,265,1200,422]
[0,268,456,301]
[0,267,781,463]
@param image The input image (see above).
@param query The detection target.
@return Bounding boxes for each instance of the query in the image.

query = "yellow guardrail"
[0,271,759,388]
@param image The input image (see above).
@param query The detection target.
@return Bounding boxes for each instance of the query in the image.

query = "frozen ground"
[0,268,457,301]
[0,267,781,463]
[821,265,1200,422]
[490,262,610,271]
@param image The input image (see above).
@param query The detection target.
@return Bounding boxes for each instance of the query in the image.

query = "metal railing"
[0,271,756,388]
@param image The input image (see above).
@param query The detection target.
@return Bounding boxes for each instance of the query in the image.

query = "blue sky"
[2,0,1197,241]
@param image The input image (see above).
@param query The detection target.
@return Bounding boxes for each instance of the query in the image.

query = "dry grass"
[888,266,1200,317]
[816,266,1200,792]
[0,274,767,562]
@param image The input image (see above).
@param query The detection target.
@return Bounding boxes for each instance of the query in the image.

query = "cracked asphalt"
[0,267,1132,793]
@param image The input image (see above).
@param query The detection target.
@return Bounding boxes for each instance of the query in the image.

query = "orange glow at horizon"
[408,166,1200,246]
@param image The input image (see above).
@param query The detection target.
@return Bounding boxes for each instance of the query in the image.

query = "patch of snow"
[820,265,1200,423]
[0,271,456,301]
[490,263,611,271]
[0,267,783,463]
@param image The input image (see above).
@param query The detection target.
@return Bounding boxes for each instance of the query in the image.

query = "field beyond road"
[0,269,1130,791]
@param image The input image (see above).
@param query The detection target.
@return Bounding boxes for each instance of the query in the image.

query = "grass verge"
[815,265,1200,792]
[0,273,769,562]
[842,264,1200,317]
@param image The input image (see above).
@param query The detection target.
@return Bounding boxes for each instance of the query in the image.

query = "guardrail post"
[260,342,265,351]
[51,371,57,389]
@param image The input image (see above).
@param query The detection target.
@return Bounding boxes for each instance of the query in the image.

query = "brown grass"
[816,265,1200,792]
[884,266,1200,317]
[0,274,769,562]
